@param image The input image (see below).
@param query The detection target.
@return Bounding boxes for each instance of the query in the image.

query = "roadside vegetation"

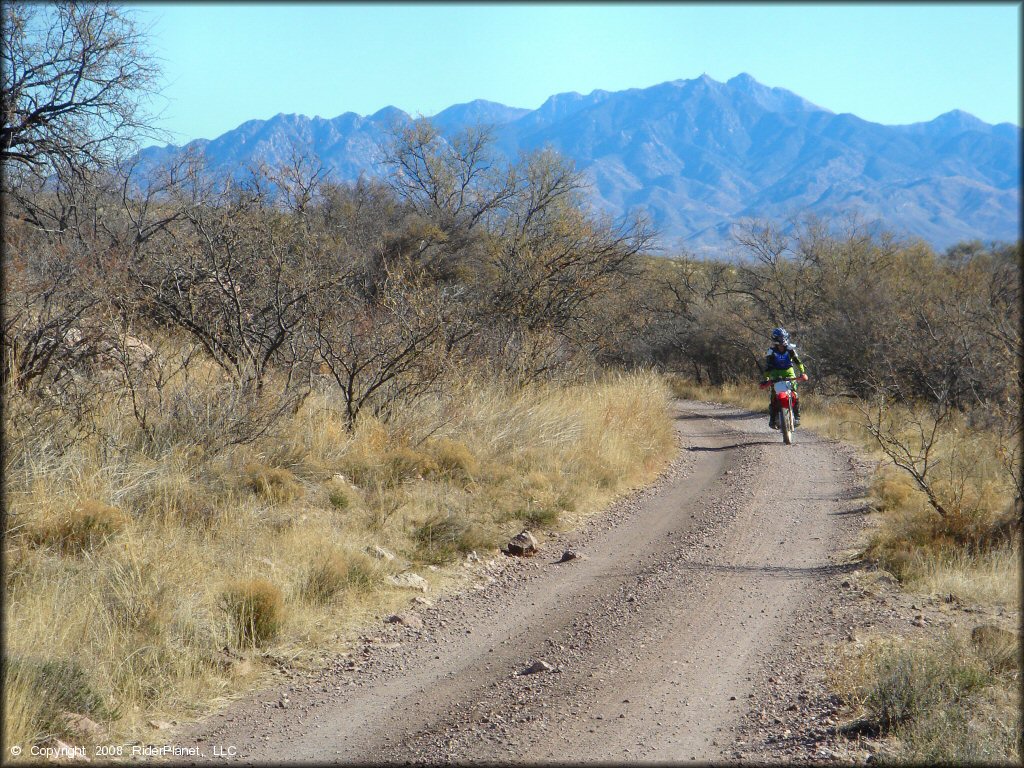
[2,2,1018,761]
[655,227,1020,762]
[4,362,671,749]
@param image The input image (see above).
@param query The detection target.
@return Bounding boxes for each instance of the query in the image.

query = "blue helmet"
[771,327,789,344]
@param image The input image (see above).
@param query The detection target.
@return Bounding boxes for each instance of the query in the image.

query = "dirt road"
[172,399,868,763]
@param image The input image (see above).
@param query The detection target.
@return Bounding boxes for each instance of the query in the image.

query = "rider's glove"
[759,381,770,389]
[798,373,809,382]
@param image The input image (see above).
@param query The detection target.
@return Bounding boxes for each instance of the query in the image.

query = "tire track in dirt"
[170,400,865,764]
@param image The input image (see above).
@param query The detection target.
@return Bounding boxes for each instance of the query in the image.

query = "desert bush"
[414,511,494,564]
[869,469,917,514]
[310,276,456,431]
[835,633,1019,763]
[138,377,300,457]
[971,625,1021,675]
[894,689,1021,764]
[219,579,285,648]
[865,491,1020,587]
[301,550,379,604]
[2,657,46,751]
[25,500,129,554]
[517,503,561,529]
[326,482,350,510]
[864,638,992,732]
[241,464,304,503]
[908,543,1021,607]
[425,437,480,483]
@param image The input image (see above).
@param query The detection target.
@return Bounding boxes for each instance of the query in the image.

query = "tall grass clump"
[5,657,116,743]
[2,658,46,752]
[25,500,129,554]
[301,549,380,605]
[241,463,304,503]
[414,511,494,564]
[219,579,285,648]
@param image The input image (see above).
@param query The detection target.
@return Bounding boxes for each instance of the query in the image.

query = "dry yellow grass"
[2,364,674,751]
[904,544,1021,607]
[2,661,46,754]
[219,578,286,647]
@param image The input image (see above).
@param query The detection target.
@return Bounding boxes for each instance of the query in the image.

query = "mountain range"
[136,73,1021,254]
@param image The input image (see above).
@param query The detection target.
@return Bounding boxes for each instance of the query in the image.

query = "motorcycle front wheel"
[782,406,794,445]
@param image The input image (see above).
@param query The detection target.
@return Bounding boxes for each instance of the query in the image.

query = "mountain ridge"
[135,74,1020,253]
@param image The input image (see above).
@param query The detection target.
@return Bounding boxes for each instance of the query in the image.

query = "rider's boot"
[793,398,801,427]
[769,403,778,429]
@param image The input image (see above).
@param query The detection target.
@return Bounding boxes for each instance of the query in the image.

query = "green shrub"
[8,657,116,738]
[895,695,1020,764]
[219,578,285,647]
[863,638,993,733]
[327,488,349,510]
[519,504,560,528]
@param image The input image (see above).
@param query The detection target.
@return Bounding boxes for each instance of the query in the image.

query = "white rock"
[389,573,429,592]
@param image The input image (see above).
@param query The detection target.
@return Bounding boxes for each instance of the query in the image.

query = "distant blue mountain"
[134,74,1021,253]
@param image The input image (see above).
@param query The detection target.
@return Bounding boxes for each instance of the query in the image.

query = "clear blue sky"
[129,2,1022,144]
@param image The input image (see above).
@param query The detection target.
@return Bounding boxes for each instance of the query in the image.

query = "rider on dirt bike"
[759,327,808,429]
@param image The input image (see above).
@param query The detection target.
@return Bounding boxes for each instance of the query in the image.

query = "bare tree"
[1,217,114,468]
[1,1,161,182]
[730,218,820,328]
[383,119,515,234]
[311,272,454,430]
[381,119,517,283]
[861,391,953,518]
[126,164,332,390]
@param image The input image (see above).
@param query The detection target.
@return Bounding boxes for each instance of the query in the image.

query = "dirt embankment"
[167,400,874,764]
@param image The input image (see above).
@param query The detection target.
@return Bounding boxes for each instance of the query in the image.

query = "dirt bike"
[761,376,801,445]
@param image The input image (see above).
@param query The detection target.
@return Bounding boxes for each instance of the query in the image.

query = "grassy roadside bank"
[2,370,675,756]
[667,375,1021,763]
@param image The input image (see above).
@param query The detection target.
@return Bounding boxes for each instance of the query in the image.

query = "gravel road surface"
[169,399,867,764]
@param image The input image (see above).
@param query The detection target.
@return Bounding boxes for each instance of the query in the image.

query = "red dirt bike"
[760,376,803,445]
